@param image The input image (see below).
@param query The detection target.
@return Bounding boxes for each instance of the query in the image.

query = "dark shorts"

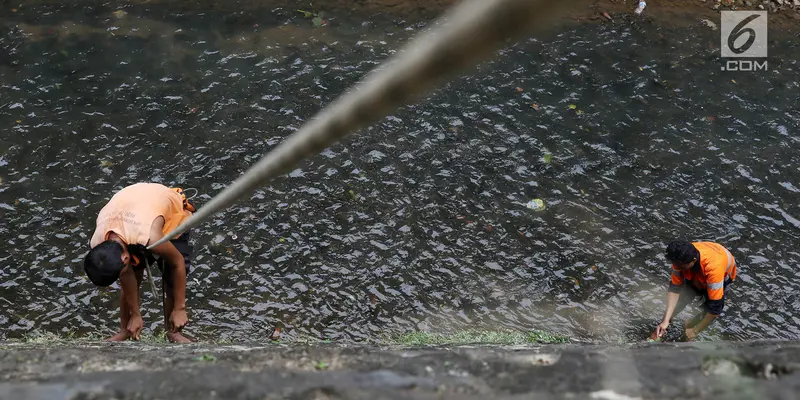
[130,230,193,288]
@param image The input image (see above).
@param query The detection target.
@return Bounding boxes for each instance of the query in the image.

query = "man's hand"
[684,327,697,342]
[170,308,188,332]
[655,320,670,338]
[127,313,143,340]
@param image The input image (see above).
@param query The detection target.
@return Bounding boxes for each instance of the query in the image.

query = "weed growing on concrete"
[388,329,569,346]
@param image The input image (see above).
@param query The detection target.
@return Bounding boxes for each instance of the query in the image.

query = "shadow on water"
[0,5,799,342]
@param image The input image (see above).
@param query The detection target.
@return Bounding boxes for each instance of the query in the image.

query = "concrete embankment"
[1,340,799,399]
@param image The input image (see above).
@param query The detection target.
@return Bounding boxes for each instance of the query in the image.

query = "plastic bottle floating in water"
[526,199,546,211]
[634,1,646,15]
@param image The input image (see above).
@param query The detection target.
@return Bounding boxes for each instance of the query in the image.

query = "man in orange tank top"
[84,182,195,343]
[651,240,737,342]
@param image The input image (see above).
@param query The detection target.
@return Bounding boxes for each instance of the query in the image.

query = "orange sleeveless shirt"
[90,183,192,248]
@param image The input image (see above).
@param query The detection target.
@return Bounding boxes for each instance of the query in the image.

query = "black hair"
[83,240,125,286]
[665,240,698,264]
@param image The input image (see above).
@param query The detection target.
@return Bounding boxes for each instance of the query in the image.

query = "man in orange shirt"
[652,240,737,341]
[83,183,196,343]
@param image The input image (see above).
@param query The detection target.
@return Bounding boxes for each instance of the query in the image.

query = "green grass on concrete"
[7,329,569,347]
[388,329,570,346]
[16,329,169,344]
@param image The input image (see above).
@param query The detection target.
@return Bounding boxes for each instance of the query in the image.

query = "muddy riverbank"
[5,0,800,30]
[2,340,800,399]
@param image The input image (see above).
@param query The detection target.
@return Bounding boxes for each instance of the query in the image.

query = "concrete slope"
[1,340,799,399]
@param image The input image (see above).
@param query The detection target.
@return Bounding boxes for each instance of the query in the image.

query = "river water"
[1,5,799,343]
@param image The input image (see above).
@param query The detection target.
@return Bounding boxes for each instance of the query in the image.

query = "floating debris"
[297,9,315,18]
[702,19,718,31]
[112,10,127,19]
[298,9,327,27]
[270,326,282,341]
[543,153,552,164]
[99,160,114,167]
[526,199,546,211]
[634,0,647,15]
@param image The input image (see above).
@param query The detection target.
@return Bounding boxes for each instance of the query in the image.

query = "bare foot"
[106,331,130,342]
[167,332,193,344]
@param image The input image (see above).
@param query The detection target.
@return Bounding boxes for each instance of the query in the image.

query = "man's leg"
[689,278,734,330]
[684,308,706,330]
[678,283,706,333]
[163,275,191,343]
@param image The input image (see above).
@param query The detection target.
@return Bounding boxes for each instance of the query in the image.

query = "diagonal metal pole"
[149,0,569,250]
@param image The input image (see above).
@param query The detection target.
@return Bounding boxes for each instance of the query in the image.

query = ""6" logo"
[727,14,760,54]
[721,11,767,58]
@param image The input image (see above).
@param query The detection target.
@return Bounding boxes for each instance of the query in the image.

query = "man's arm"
[119,267,143,339]
[152,240,187,310]
[664,266,684,321]
[661,291,681,323]
[654,266,685,337]
[663,264,684,324]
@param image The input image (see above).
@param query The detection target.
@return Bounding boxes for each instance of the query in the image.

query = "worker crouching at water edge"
[652,240,737,341]
[83,183,196,343]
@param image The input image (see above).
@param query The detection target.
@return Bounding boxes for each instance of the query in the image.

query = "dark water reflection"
[1,6,799,342]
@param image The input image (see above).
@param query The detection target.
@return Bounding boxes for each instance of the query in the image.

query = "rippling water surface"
[1,6,799,342]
